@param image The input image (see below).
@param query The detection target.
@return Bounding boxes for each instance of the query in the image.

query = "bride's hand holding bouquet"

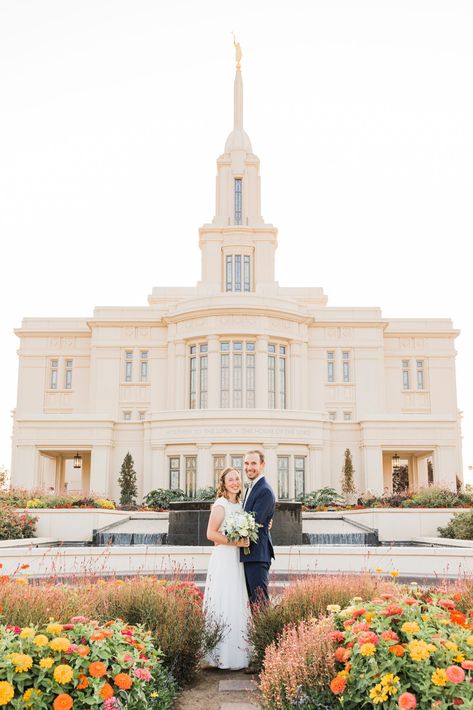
[224,511,262,555]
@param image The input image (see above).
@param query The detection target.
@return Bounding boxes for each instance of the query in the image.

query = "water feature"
[93,531,167,546]
[303,531,379,546]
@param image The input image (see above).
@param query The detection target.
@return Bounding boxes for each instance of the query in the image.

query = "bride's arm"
[206,505,248,547]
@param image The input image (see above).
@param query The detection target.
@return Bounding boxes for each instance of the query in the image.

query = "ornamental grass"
[325,590,473,708]
[0,574,221,686]
[260,615,336,709]
[248,574,393,670]
[0,618,176,708]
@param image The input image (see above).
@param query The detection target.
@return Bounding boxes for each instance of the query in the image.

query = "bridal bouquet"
[224,511,262,555]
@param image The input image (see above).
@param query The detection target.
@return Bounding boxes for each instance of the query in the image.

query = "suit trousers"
[244,561,270,605]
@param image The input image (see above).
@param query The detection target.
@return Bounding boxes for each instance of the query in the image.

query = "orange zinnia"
[114,673,133,690]
[76,674,89,690]
[88,661,107,678]
[77,645,90,657]
[53,694,73,710]
[389,644,405,657]
[330,675,347,695]
[90,631,105,641]
[99,682,114,700]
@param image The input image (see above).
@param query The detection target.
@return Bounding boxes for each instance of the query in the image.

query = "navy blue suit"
[240,476,276,604]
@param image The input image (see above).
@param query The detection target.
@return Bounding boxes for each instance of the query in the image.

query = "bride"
[203,466,251,670]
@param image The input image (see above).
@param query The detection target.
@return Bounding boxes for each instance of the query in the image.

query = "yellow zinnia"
[0,681,15,706]
[444,641,458,651]
[431,668,448,687]
[39,657,55,669]
[53,664,74,684]
[23,688,42,707]
[401,622,420,634]
[9,653,33,673]
[49,637,71,652]
[327,604,341,613]
[467,636,473,646]
[20,627,35,639]
[33,634,49,647]
[46,623,63,635]
[381,674,400,686]
[360,642,376,657]
[408,640,431,661]
[369,684,388,704]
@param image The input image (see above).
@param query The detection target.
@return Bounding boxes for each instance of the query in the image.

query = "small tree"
[341,448,356,500]
[392,464,409,494]
[118,452,138,507]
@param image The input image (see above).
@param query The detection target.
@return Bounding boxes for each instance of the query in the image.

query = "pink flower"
[446,666,466,683]
[438,599,456,610]
[330,631,345,642]
[398,692,417,709]
[403,597,417,606]
[133,668,152,681]
[381,630,399,642]
[65,644,78,654]
[70,616,88,623]
[123,654,133,663]
[63,624,74,630]
[353,622,371,634]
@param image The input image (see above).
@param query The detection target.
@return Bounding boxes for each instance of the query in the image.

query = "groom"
[241,449,276,605]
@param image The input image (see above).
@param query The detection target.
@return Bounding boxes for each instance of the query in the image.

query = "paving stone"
[219,679,258,692]
[219,704,260,710]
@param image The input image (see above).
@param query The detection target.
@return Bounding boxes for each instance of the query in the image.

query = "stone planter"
[167,501,213,546]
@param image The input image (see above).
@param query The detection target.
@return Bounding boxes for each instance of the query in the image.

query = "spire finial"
[232,33,242,70]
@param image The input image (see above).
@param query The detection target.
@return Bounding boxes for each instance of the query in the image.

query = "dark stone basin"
[167,499,302,546]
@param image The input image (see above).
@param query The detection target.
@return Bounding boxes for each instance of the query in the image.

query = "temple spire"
[225,38,252,153]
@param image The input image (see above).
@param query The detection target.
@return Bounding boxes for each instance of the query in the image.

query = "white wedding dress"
[203,497,251,669]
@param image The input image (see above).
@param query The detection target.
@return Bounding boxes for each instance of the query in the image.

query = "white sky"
[0,0,472,481]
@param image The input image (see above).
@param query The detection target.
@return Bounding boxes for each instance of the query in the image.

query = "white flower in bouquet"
[223,510,262,555]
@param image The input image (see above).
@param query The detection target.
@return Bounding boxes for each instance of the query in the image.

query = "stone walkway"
[174,668,262,709]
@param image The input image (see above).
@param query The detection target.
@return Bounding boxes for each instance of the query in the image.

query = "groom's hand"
[268,519,273,530]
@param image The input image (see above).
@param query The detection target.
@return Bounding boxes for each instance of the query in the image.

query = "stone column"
[90,446,111,497]
[150,446,166,490]
[196,444,212,489]
[263,444,278,495]
[207,335,220,409]
[255,335,268,409]
[360,445,383,495]
[308,445,321,492]
[174,340,186,410]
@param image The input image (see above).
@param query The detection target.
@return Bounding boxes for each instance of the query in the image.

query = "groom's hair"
[246,449,265,464]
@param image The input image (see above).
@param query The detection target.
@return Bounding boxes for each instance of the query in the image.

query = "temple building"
[11,53,462,500]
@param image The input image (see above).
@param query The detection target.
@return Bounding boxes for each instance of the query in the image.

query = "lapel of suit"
[244,476,264,511]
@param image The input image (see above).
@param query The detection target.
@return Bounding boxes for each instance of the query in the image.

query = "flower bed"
[260,586,473,708]
[0,507,37,540]
[0,576,221,687]
[0,618,176,708]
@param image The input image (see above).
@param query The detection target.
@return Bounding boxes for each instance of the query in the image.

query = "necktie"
[244,482,252,505]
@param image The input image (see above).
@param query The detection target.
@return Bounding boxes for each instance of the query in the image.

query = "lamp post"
[73,452,82,469]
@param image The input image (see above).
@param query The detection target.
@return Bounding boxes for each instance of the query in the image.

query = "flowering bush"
[326,591,473,708]
[0,575,222,687]
[260,615,336,708]
[25,495,116,509]
[0,617,176,708]
[0,506,37,540]
[249,574,391,670]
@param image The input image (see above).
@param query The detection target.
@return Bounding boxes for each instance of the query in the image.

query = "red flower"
[461,660,473,670]
[384,604,403,617]
[381,630,399,642]
[330,631,345,643]
[358,631,379,646]
[352,608,366,617]
[439,599,456,610]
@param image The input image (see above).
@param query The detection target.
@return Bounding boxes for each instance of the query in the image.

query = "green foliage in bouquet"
[0,617,176,709]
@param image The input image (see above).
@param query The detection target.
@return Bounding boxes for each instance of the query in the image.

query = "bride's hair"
[217,467,242,502]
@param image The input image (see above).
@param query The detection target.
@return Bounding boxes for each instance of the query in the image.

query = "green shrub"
[438,509,473,539]
[299,488,344,508]
[0,506,37,540]
[411,485,470,508]
[194,486,217,501]
[143,488,186,509]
